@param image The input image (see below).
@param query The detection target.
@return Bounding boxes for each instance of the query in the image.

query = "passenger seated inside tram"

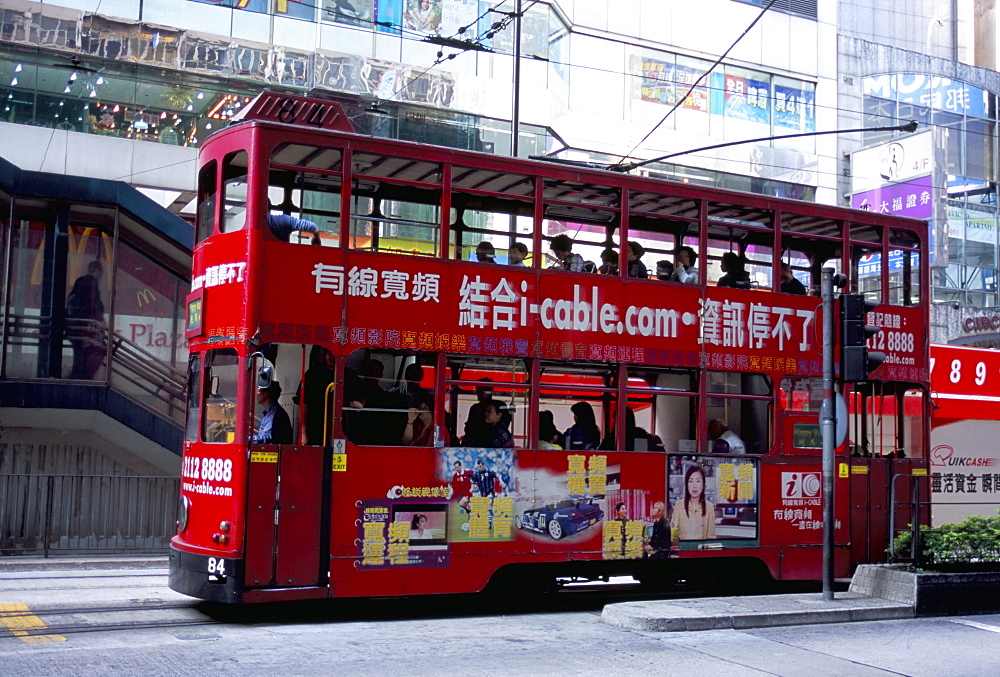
[538,410,564,450]
[344,358,395,445]
[599,407,665,451]
[402,391,435,447]
[655,260,674,280]
[266,201,320,244]
[475,241,497,263]
[626,241,648,278]
[716,252,751,289]
[671,246,699,284]
[549,234,587,273]
[598,248,619,276]
[563,401,601,451]
[780,263,808,295]
[508,242,528,266]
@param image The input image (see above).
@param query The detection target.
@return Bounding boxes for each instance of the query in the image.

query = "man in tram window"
[266,205,321,245]
[780,262,808,295]
[254,381,293,445]
[480,400,515,449]
[475,241,497,263]
[549,233,585,272]
[462,378,511,446]
[390,363,428,408]
[708,418,746,454]
[508,242,528,266]
[302,346,336,445]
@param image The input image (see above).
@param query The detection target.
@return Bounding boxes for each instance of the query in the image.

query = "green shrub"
[893,510,1000,565]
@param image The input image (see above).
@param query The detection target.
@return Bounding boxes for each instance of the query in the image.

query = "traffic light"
[839,293,886,382]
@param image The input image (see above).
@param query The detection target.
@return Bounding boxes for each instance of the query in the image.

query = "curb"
[0,557,168,572]
[601,594,915,632]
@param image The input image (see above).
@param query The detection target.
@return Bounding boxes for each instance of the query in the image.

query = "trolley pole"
[821,267,836,600]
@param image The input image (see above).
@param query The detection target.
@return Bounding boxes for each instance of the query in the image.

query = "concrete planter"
[851,564,1000,614]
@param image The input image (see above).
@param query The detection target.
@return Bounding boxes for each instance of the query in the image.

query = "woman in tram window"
[670,464,717,540]
[671,246,699,284]
[563,401,601,451]
[626,241,648,278]
[402,391,435,447]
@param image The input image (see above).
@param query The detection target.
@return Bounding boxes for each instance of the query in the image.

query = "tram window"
[348,199,440,256]
[541,220,608,271]
[538,362,615,451]
[202,349,239,444]
[848,385,924,459]
[706,371,772,454]
[625,226,674,279]
[249,343,305,445]
[779,376,823,412]
[343,349,439,446]
[221,151,248,234]
[455,208,533,265]
[196,161,217,244]
[447,356,528,449]
[186,354,202,442]
[624,367,697,453]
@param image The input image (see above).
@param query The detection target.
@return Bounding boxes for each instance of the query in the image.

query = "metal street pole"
[511,0,522,157]
[821,267,836,600]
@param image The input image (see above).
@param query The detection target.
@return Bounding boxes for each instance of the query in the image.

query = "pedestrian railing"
[3,312,187,426]
[0,474,179,556]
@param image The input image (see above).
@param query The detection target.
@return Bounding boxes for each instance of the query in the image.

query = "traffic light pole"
[821,268,836,600]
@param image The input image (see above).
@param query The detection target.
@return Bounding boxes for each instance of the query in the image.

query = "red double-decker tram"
[169,92,931,603]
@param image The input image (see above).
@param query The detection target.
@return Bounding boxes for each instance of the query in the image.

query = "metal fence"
[0,474,179,556]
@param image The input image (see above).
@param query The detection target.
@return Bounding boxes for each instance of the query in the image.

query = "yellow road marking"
[0,603,66,643]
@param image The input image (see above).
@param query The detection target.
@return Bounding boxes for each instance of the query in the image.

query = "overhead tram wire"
[369,0,539,108]
[610,0,778,172]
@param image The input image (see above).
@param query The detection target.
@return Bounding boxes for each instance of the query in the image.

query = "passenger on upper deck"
[549,234,586,273]
[538,410,565,450]
[716,252,751,289]
[626,241,648,279]
[780,263,808,295]
[267,212,320,244]
[671,246,699,284]
[655,260,674,281]
[599,407,664,451]
[508,242,528,266]
[475,241,497,263]
[598,248,619,276]
[254,381,293,445]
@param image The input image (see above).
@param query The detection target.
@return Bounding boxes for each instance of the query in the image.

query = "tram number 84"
[208,557,227,582]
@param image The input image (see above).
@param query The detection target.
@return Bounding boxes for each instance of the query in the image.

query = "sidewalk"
[601,591,913,632]
[0,555,168,572]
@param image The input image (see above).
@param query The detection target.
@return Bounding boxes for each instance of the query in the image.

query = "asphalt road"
[0,565,994,676]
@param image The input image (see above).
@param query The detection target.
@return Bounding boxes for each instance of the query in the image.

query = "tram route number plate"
[208,557,228,583]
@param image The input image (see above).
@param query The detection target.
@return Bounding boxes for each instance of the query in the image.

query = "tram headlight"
[178,495,191,532]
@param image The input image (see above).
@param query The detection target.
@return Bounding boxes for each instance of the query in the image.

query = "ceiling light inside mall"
[89,89,97,98]
[186,104,194,111]
[96,76,104,85]
[69,71,77,82]
[10,77,17,86]
[197,92,204,99]
[14,63,22,72]
[64,85,71,93]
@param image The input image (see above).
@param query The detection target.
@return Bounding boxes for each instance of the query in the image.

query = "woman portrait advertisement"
[670,463,716,540]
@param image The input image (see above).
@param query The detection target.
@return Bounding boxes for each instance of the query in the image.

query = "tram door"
[244,445,327,589]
